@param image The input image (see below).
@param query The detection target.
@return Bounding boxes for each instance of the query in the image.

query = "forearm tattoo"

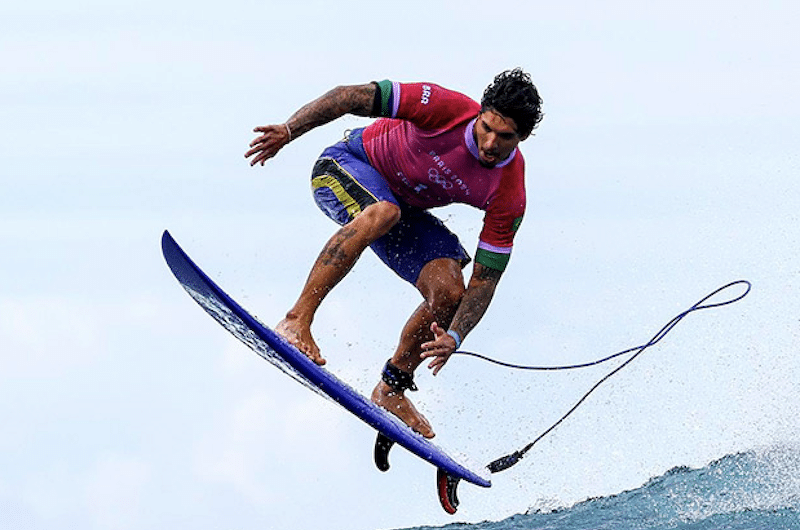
[450,265,503,340]
[287,85,375,138]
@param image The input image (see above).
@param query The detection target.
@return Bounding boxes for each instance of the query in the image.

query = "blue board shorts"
[310,128,470,285]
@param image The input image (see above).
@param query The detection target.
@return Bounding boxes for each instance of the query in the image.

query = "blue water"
[400,445,800,530]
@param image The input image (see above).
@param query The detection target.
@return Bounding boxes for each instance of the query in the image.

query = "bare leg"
[371,258,465,438]
[277,201,401,364]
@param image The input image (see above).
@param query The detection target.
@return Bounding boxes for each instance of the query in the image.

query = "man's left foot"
[371,381,435,438]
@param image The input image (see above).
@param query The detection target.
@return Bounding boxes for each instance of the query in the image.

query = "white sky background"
[2,1,799,529]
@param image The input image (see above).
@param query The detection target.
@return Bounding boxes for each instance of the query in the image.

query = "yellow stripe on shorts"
[311,157,379,221]
[312,174,364,219]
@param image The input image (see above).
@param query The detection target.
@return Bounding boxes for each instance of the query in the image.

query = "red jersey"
[361,80,526,271]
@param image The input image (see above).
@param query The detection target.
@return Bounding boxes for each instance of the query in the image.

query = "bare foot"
[275,316,326,365]
[371,381,435,438]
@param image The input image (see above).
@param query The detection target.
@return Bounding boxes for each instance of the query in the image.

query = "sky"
[1,1,799,529]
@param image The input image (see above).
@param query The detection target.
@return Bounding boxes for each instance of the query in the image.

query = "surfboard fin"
[374,433,396,472]
[437,468,461,514]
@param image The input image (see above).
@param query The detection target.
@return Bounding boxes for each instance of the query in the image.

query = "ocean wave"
[400,444,800,530]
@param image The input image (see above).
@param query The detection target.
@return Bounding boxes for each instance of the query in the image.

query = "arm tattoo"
[474,264,503,282]
[286,84,375,139]
[450,264,503,340]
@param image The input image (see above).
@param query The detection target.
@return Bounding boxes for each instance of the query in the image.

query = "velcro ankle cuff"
[381,360,418,392]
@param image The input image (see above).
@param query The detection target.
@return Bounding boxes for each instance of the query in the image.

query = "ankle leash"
[381,359,418,392]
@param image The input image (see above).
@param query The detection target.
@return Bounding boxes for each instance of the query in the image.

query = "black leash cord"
[460,280,752,474]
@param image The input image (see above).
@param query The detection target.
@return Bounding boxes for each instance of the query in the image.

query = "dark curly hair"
[481,68,543,139]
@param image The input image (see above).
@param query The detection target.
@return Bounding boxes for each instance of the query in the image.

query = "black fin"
[374,433,396,472]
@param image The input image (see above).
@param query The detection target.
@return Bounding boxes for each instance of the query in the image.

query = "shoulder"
[376,80,480,129]
[489,154,527,217]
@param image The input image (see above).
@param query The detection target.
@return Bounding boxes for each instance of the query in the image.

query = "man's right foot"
[371,380,435,438]
[275,316,326,365]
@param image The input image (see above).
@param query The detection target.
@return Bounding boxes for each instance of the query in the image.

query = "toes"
[412,418,435,439]
[416,425,435,439]
[371,385,435,438]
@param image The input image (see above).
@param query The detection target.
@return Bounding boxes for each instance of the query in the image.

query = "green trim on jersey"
[375,80,393,117]
[475,248,511,271]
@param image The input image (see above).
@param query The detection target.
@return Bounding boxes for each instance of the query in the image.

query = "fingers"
[245,136,277,166]
[423,348,451,376]
[421,322,445,349]
[245,144,274,166]
[428,356,448,376]
[249,126,275,147]
[245,124,289,166]
[421,321,452,352]
[420,321,456,376]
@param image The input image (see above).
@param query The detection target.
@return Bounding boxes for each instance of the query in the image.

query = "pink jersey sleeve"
[476,157,526,271]
[378,80,480,132]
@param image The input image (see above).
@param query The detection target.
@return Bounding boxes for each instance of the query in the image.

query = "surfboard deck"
[161,230,491,490]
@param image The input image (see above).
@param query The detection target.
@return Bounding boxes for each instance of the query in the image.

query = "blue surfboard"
[161,230,492,490]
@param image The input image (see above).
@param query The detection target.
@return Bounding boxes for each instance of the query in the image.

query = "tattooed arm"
[245,83,377,166]
[421,263,504,375]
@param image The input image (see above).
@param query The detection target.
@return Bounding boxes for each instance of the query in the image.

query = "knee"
[423,275,465,314]
[356,201,401,237]
[435,282,465,311]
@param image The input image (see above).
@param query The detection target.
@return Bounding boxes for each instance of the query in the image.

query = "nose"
[483,132,499,150]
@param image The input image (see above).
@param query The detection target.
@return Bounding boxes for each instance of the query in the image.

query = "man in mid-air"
[245,69,543,438]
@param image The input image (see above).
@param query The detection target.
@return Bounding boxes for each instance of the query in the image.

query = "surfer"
[246,69,542,438]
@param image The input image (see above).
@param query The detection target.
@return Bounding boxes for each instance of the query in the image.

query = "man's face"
[473,109,524,168]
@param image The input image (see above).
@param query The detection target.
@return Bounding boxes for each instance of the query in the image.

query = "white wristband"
[446,330,462,349]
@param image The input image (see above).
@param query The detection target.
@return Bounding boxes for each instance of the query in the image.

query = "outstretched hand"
[245,123,291,166]
[420,322,458,376]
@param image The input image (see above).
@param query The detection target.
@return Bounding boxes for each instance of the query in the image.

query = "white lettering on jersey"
[428,151,470,195]
[421,85,432,105]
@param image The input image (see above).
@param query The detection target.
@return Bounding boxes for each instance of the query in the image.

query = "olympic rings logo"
[428,168,453,189]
